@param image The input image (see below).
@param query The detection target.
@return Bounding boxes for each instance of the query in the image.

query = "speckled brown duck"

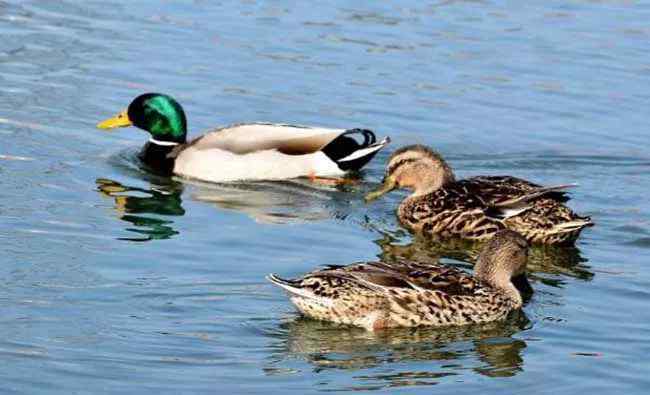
[268,230,531,331]
[365,145,593,245]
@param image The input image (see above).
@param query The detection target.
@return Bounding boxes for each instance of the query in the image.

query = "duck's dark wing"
[416,183,490,213]
[460,176,574,205]
[299,261,480,297]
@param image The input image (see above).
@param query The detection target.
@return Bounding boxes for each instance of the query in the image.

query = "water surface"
[1,1,649,393]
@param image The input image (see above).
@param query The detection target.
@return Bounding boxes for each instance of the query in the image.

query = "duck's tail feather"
[267,274,335,308]
[322,129,390,171]
[537,216,594,244]
[267,273,300,290]
[553,217,594,234]
[267,274,315,299]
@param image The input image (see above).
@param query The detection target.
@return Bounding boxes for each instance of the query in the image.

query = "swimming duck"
[97,93,390,182]
[365,145,593,244]
[268,229,531,331]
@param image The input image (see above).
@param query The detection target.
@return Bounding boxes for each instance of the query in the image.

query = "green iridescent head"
[97,93,188,143]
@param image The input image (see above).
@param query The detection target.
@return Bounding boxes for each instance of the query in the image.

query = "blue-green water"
[1,0,649,393]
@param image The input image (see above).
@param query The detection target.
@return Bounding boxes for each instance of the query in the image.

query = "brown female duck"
[268,230,531,331]
[365,145,592,244]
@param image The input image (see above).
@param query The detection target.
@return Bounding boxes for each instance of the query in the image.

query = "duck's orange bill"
[364,178,396,202]
[97,110,132,129]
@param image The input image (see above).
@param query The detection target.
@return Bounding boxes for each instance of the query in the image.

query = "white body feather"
[174,148,343,182]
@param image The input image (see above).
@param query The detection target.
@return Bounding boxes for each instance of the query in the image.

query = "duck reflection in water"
[265,313,529,386]
[185,176,359,224]
[375,232,593,286]
[96,178,184,242]
[96,173,364,240]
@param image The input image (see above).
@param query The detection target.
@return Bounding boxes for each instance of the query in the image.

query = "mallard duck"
[97,93,390,182]
[268,229,532,331]
[365,145,593,244]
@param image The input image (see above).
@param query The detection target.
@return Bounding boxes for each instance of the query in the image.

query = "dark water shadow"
[96,178,184,242]
[264,313,530,388]
[185,176,362,225]
[375,232,594,287]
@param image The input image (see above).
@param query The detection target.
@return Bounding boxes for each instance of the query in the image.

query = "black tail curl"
[321,129,389,171]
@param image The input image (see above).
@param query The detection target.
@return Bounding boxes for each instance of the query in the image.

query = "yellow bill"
[364,178,396,202]
[97,110,132,129]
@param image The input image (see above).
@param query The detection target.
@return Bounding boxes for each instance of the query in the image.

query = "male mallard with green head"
[365,145,592,244]
[268,230,532,331]
[97,93,389,182]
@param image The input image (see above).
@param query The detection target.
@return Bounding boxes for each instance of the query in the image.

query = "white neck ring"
[149,138,180,146]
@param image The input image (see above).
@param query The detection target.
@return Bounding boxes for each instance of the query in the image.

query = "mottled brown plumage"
[268,230,531,331]
[365,145,593,244]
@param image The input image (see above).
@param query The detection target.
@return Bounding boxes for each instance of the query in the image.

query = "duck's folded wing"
[183,123,353,155]
[462,176,575,206]
[307,261,477,296]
